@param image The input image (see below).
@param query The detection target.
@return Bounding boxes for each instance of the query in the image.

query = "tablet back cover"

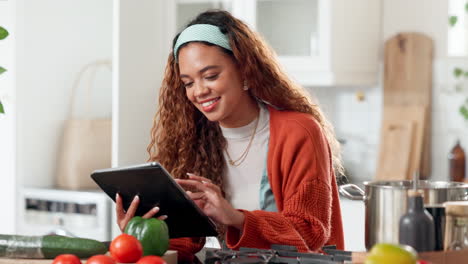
[91,162,218,238]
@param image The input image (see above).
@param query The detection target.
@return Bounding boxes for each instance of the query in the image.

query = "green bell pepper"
[124,216,169,256]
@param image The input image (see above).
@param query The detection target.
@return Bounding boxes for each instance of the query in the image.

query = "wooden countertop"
[0,250,177,264]
[352,249,468,264]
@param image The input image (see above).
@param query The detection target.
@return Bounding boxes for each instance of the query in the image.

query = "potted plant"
[448,2,468,120]
[0,25,9,114]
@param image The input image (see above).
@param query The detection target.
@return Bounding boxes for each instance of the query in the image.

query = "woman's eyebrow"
[199,65,220,73]
[180,65,221,79]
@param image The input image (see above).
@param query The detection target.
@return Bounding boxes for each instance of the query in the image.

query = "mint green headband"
[173,24,232,61]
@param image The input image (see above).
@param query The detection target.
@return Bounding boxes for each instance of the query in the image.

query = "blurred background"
[0,0,467,252]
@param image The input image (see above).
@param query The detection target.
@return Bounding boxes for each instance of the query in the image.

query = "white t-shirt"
[220,104,270,211]
[203,104,270,250]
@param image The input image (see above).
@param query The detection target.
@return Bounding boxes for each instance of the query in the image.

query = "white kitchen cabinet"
[175,0,233,32]
[170,0,381,87]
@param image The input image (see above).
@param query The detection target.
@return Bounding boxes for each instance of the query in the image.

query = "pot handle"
[339,183,365,201]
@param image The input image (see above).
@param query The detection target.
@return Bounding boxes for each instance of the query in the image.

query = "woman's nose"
[194,82,209,97]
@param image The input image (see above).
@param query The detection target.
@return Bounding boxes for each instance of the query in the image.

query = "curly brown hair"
[147,10,343,187]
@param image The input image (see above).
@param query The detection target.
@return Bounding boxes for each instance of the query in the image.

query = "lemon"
[365,243,418,264]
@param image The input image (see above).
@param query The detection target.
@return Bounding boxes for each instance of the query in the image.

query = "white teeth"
[201,98,218,107]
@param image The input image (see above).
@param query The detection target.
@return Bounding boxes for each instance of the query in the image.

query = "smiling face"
[178,42,258,128]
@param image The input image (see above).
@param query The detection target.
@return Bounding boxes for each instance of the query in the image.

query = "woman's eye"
[184,82,193,88]
[205,74,218,80]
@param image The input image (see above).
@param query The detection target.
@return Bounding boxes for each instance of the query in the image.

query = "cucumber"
[0,234,108,259]
[41,235,108,258]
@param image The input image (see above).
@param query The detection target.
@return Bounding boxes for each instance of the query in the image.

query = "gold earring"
[243,80,249,91]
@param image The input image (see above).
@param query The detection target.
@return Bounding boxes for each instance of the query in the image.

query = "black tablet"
[90,162,218,238]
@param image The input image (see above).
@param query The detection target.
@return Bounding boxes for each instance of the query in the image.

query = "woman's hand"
[175,173,245,230]
[115,193,168,232]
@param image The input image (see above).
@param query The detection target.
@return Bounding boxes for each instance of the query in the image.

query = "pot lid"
[363,180,468,189]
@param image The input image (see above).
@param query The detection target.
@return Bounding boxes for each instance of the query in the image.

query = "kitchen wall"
[0,0,112,235]
[310,0,468,184]
[111,0,171,238]
[16,0,113,188]
[0,0,17,235]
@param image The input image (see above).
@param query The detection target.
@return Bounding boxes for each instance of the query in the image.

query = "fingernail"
[116,193,119,200]
[187,172,194,176]
[153,207,159,211]
[161,215,168,220]
[186,191,192,194]
[134,195,139,201]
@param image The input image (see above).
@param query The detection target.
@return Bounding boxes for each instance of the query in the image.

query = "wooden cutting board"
[376,120,414,181]
[384,32,433,106]
[376,105,427,181]
[0,250,177,264]
[383,32,433,179]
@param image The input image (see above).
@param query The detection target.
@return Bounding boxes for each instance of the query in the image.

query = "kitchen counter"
[352,249,468,264]
[0,250,177,264]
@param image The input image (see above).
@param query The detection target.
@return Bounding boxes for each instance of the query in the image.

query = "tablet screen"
[91,162,218,238]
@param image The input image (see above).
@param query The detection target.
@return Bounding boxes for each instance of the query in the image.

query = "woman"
[116,10,344,263]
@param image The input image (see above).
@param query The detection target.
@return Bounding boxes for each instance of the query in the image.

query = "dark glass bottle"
[448,140,466,182]
[399,190,435,252]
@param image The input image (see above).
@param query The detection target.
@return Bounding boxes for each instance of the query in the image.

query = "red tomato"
[136,256,167,264]
[86,255,116,264]
[109,233,143,263]
[52,254,82,264]
[417,260,431,264]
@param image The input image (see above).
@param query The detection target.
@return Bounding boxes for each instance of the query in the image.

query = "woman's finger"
[186,191,205,200]
[184,174,221,194]
[180,179,222,197]
[204,190,219,202]
[124,195,140,220]
[192,198,206,210]
[199,181,222,195]
[176,179,212,192]
[142,206,160,219]
[115,193,125,221]
[187,173,212,183]
[157,215,168,221]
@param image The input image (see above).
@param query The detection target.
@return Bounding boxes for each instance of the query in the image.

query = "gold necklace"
[225,116,260,167]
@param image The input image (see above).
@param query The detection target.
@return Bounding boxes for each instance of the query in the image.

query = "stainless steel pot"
[339,180,468,250]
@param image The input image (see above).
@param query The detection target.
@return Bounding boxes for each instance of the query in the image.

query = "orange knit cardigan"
[169,107,345,262]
